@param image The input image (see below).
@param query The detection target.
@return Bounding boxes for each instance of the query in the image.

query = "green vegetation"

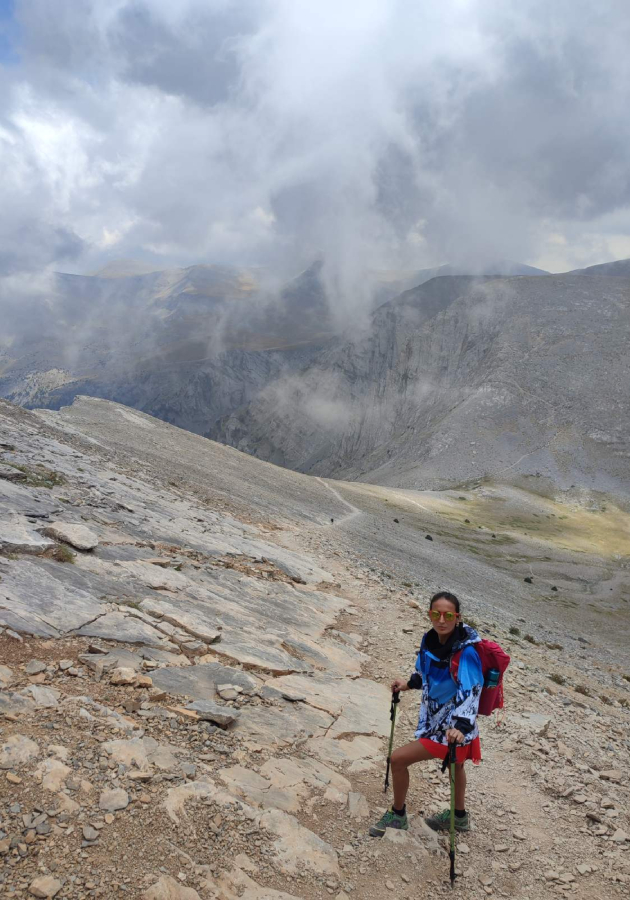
[524,634,538,644]
[509,626,521,636]
[5,462,66,489]
[549,673,566,685]
[575,684,591,697]
[52,544,75,563]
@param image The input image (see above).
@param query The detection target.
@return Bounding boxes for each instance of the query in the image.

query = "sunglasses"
[428,609,459,623]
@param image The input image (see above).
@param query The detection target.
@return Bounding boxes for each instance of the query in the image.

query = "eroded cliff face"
[216,274,630,494]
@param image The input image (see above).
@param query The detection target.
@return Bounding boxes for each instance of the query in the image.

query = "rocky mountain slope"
[0,262,334,435]
[218,273,630,495]
[1,396,629,899]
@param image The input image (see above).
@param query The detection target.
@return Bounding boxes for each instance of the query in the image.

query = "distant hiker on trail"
[370,591,483,837]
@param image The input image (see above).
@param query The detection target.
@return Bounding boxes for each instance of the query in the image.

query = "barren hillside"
[1,397,629,900]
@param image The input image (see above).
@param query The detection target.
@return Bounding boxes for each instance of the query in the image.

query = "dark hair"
[429,591,460,612]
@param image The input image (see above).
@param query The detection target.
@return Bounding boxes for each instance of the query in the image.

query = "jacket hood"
[453,624,481,651]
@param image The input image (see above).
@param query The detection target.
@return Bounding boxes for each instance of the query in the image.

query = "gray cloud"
[2,0,630,319]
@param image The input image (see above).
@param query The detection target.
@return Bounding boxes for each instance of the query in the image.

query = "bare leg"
[390,741,435,810]
[455,762,466,809]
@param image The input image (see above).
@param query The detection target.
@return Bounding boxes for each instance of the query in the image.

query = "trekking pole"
[383,690,400,792]
[448,742,457,888]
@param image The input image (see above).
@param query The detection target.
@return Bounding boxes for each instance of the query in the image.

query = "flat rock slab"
[151,662,260,701]
[43,522,99,550]
[238,703,333,747]
[0,479,62,519]
[307,735,382,772]
[260,807,340,877]
[140,596,221,644]
[75,611,167,646]
[118,560,191,591]
[143,875,201,900]
[24,685,60,708]
[0,734,40,769]
[0,665,14,687]
[0,560,105,636]
[0,463,27,482]
[259,552,333,585]
[205,635,310,676]
[269,675,391,738]
[0,516,56,554]
[206,868,303,900]
[186,700,240,728]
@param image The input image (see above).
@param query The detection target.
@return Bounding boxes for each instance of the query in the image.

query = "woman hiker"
[370,591,483,837]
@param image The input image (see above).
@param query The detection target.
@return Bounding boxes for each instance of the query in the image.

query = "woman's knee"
[390,748,407,771]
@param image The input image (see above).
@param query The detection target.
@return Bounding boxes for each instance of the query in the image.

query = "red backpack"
[450,640,510,716]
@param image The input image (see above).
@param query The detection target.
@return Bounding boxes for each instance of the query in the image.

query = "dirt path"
[285,506,630,900]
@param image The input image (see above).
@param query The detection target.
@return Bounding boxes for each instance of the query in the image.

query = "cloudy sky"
[1,0,629,292]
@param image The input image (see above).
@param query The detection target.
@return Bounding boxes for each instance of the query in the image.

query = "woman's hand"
[391,677,409,693]
[446,728,465,744]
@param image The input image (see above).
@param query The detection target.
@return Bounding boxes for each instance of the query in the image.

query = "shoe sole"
[425,819,469,833]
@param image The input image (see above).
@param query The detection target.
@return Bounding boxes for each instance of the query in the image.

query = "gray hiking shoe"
[425,808,470,832]
[369,807,409,837]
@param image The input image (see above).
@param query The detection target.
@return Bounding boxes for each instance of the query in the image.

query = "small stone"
[110,667,137,685]
[576,864,591,876]
[458,842,470,853]
[600,770,622,783]
[25,660,47,676]
[612,829,628,843]
[83,825,99,842]
[6,772,22,784]
[104,814,115,824]
[29,876,62,898]
[185,700,240,728]
[99,788,129,812]
[59,660,74,671]
[495,844,509,852]
[43,522,99,550]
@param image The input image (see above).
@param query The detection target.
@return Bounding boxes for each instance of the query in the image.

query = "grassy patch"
[5,462,66,489]
[509,626,521,636]
[52,544,75,564]
[549,673,566,685]
[524,634,538,645]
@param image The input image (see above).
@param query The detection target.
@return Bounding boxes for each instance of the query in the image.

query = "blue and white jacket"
[409,625,483,746]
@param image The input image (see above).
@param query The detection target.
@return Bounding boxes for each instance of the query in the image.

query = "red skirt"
[419,736,482,765]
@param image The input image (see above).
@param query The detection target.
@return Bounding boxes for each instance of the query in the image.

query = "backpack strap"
[449,649,462,683]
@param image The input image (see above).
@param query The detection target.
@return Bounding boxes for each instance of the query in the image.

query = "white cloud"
[1,0,630,306]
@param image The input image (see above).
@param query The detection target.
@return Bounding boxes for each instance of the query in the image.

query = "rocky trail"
[1,397,629,900]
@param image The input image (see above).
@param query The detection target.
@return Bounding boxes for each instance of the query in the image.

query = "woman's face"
[429,598,460,638]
